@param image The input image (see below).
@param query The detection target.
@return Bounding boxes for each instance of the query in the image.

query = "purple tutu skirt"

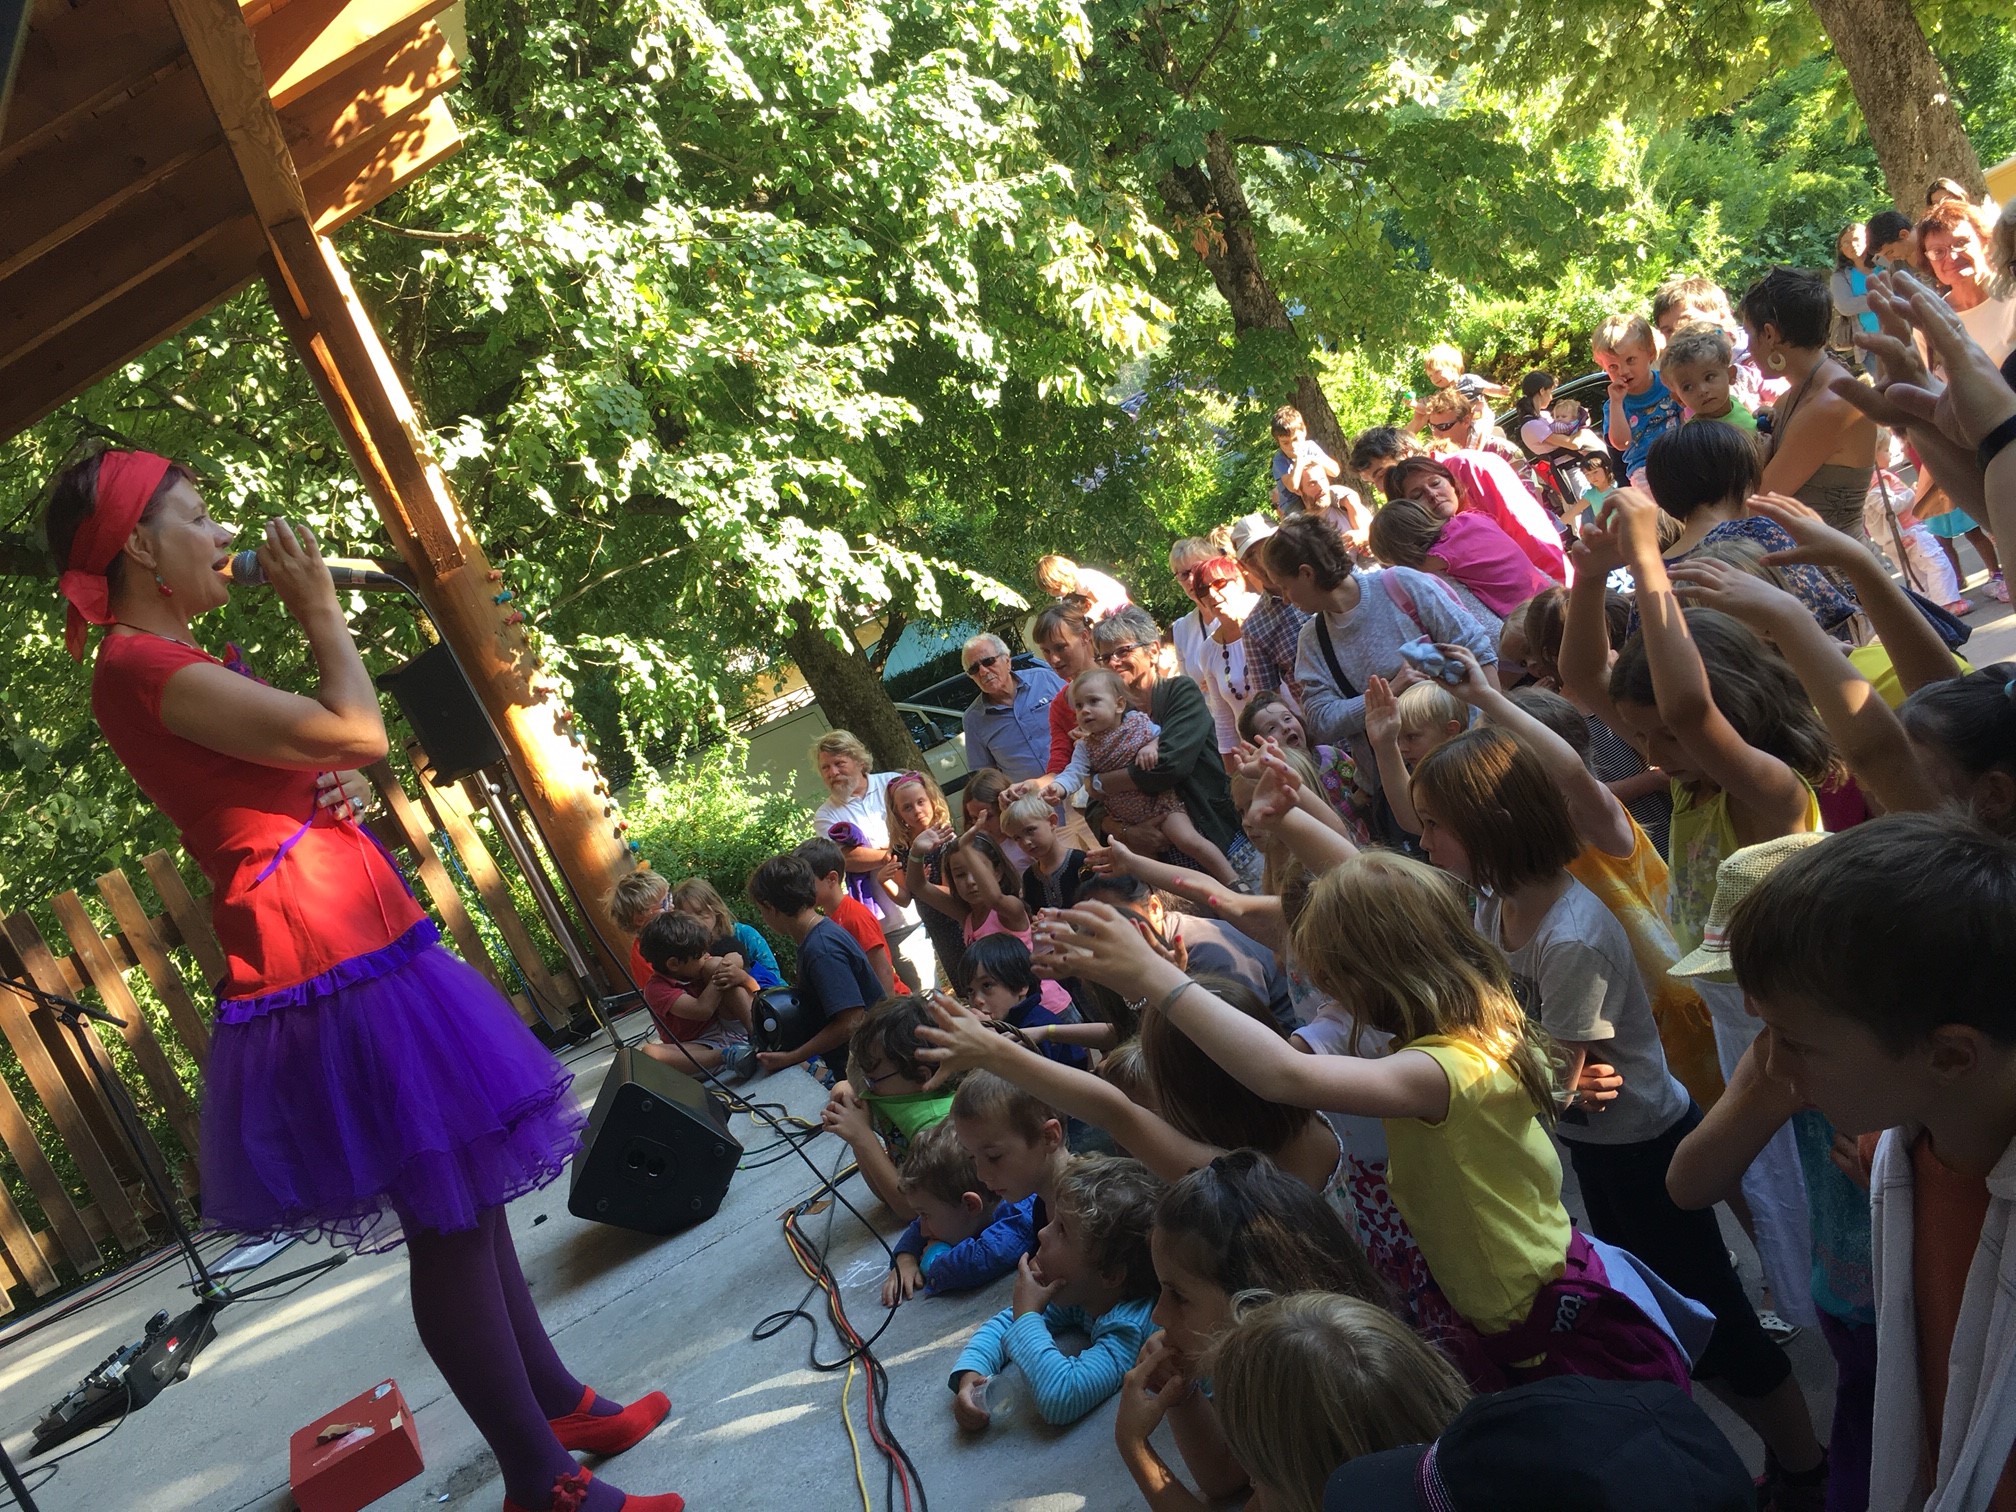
[199,922,586,1253]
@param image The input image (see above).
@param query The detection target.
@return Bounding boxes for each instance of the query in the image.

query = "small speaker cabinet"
[568,1046,742,1234]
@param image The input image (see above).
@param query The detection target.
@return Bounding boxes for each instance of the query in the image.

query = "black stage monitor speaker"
[751,986,822,1056]
[376,641,506,784]
[568,1046,742,1234]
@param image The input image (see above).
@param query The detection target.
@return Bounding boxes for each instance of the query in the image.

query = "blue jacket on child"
[949,1295,1155,1425]
[892,1195,1037,1295]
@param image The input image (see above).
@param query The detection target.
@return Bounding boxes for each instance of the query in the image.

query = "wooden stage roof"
[0,0,464,441]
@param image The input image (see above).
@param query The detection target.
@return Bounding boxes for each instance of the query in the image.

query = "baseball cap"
[1230,513,1279,560]
[1322,1378,1752,1512]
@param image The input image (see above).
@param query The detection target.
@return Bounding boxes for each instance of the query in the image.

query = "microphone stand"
[0,973,346,1455]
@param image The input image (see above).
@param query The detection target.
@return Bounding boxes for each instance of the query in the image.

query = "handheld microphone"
[222,550,402,590]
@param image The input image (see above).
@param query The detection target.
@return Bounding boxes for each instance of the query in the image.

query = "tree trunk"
[784,603,927,772]
[1805,0,1985,207]
[1158,129,1350,464]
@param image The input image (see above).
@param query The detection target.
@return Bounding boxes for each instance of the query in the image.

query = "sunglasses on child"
[1429,417,1465,433]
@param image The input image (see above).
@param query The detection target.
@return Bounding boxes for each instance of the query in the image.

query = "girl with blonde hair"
[1209,1292,1469,1512]
[1038,854,1696,1391]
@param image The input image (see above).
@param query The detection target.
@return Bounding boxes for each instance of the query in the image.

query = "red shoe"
[503,1467,686,1512]
[548,1386,672,1457]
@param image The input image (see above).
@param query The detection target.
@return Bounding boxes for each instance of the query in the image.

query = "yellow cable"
[840,1354,871,1512]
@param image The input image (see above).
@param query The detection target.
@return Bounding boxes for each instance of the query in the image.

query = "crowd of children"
[607,251,2016,1510]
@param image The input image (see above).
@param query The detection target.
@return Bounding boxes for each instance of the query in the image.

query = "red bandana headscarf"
[57,451,176,661]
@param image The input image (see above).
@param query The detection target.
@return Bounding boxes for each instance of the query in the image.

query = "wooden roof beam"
[280,17,457,184]
[0,60,225,283]
[0,217,263,438]
[307,90,458,233]
[253,0,457,112]
[0,142,248,370]
[167,0,310,231]
[0,0,186,152]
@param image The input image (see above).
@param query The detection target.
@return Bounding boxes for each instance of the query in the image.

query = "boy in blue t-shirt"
[747,852,882,1081]
[1594,313,1683,487]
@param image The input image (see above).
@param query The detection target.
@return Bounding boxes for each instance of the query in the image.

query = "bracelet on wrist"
[1980,411,2016,473]
[1158,979,1198,1014]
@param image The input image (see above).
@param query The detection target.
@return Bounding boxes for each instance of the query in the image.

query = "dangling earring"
[154,572,174,598]
[1766,351,1787,373]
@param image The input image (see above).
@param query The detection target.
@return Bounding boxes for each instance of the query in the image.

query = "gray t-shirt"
[1477,877,1689,1147]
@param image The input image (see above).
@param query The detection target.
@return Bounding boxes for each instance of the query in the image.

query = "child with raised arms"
[1564,487,1838,1340]
[1408,723,1825,1496]
[949,1155,1165,1429]
[1033,856,1696,1392]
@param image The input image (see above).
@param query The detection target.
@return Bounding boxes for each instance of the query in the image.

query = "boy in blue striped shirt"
[949,1156,1165,1428]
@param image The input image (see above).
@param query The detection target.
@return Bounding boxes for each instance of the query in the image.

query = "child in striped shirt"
[949,1155,1165,1428]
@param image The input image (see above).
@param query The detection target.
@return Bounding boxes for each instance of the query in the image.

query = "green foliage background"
[0,0,2006,1003]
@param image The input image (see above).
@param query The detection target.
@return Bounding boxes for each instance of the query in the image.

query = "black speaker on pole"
[375,641,506,784]
[568,1047,742,1234]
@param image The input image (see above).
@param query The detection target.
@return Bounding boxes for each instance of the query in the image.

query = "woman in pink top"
[1437,448,1570,582]
[1376,460,1560,616]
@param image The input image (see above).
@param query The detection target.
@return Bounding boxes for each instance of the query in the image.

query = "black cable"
[1,1374,136,1509]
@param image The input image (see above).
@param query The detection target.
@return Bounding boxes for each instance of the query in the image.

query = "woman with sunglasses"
[1183,555,1267,756]
[1085,605,1247,877]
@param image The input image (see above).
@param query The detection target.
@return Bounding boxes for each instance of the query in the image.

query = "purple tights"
[407,1208,624,1510]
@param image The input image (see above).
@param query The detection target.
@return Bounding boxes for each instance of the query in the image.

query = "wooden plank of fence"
[48,893,203,1163]
[141,852,228,989]
[402,741,580,1020]
[0,919,149,1249]
[0,1065,95,1275]
[0,1165,59,1298]
[362,760,506,987]
[2,917,152,1198]
[97,869,212,1065]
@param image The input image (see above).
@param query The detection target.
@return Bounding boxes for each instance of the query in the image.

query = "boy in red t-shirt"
[1730,816,2016,1511]
[636,911,757,1080]
[796,837,909,997]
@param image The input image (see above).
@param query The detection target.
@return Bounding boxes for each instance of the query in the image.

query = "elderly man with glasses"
[959,633,1068,786]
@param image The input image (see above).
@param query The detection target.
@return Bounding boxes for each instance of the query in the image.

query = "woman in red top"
[49,452,680,1512]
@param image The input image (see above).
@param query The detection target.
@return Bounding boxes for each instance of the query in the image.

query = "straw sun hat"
[1667,832,1828,984]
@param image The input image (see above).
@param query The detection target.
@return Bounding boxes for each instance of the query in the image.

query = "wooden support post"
[0,919,149,1249]
[165,0,633,987]
[264,242,634,988]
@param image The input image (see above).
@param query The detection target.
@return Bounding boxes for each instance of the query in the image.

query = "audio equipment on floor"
[750,986,822,1056]
[32,1299,220,1454]
[568,1046,742,1234]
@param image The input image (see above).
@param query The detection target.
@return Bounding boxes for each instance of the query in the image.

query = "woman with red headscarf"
[47,451,681,1512]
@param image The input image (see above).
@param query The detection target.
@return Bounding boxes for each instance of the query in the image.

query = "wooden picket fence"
[0,748,586,1313]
